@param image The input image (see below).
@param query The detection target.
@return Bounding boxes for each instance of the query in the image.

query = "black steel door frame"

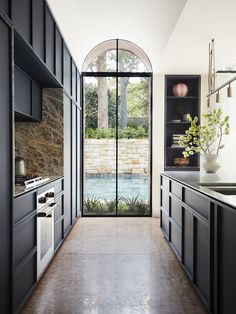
[81,71,153,217]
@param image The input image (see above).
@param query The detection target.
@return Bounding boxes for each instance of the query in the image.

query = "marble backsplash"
[15,88,64,177]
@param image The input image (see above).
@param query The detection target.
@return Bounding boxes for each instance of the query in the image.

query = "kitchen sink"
[197,183,236,195]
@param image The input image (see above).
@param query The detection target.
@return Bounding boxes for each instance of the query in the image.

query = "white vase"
[203,154,220,173]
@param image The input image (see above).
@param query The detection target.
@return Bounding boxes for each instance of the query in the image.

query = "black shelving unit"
[164,75,200,171]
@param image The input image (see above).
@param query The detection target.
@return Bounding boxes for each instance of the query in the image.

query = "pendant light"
[207,97,210,107]
[227,84,232,97]
[216,91,220,103]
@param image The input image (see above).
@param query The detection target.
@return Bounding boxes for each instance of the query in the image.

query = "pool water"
[84,175,149,201]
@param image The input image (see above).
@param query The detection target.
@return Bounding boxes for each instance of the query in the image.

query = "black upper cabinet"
[45,4,55,75]
[15,67,42,122]
[15,67,31,116]
[0,0,10,18]
[77,70,80,103]
[64,44,71,94]
[12,0,31,44]
[31,81,42,121]
[72,62,76,100]
[0,15,12,314]
[55,26,63,84]
[32,0,45,61]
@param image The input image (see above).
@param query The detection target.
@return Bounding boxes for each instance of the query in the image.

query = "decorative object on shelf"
[173,157,190,167]
[171,134,187,148]
[202,154,220,173]
[15,156,26,176]
[179,108,230,173]
[207,39,216,107]
[169,119,181,123]
[174,104,189,121]
[172,83,189,97]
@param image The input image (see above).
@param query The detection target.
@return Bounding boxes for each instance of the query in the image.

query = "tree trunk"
[119,77,129,129]
[97,53,108,129]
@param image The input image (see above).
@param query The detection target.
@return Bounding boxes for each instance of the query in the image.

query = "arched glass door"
[82,39,152,216]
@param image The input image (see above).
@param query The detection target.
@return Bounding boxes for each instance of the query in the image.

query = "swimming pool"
[84,175,149,201]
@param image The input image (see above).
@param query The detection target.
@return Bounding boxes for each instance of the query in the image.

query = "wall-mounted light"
[227,84,232,97]
[216,91,220,103]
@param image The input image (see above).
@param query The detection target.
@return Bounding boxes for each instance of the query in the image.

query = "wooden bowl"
[173,157,190,167]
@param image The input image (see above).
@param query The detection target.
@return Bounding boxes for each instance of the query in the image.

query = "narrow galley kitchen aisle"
[21,218,206,314]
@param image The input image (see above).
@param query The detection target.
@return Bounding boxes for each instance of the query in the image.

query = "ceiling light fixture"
[227,84,232,97]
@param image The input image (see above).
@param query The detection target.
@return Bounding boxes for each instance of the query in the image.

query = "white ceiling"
[47,0,236,74]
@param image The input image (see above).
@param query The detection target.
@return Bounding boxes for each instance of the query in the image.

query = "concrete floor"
[21,218,207,314]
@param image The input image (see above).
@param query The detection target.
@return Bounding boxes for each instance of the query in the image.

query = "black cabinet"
[76,106,81,217]
[71,103,77,222]
[0,0,10,17]
[64,93,72,234]
[15,66,31,116]
[64,44,71,94]
[0,16,12,314]
[194,216,210,305]
[183,207,194,278]
[217,205,236,314]
[12,0,31,44]
[72,62,77,100]
[55,26,63,84]
[32,0,45,61]
[164,75,200,171]
[15,66,42,121]
[160,174,211,311]
[45,4,55,75]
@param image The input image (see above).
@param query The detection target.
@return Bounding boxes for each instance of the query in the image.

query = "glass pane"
[117,77,151,215]
[83,76,117,215]
[118,49,147,72]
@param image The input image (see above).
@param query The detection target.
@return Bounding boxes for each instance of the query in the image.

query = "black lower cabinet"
[0,15,12,314]
[194,216,210,306]
[183,208,194,278]
[217,205,236,314]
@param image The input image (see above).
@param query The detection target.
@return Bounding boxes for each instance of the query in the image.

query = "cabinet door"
[72,62,76,100]
[45,5,55,74]
[0,16,12,314]
[32,0,45,61]
[31,81,42,121]
[71,103,77,222]
[218,206,236,314]
[183,208,194,277]
[194,217,210,305]
[12,0,31,44]
[64,93,72,234]
[55,27,63,84]
[0,0,10,17]
[63,44,71,94]
[15,67,31,117]
[76,107,81,217]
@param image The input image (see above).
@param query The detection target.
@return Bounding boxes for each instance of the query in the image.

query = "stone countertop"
[14,176,63,198]
[162,171,236,209]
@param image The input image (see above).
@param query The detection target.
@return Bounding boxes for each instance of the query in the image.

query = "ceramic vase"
[203,154,220,173]
[173,83,189,97]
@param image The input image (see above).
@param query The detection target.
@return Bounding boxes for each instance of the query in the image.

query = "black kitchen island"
[160,171,236,314]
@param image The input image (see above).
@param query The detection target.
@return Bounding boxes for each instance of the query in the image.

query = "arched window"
[82,39,152,73]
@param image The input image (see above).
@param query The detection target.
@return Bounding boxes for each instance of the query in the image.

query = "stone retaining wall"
[84,139,149,175]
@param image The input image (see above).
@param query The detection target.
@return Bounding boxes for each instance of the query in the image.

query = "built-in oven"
[37,187,57,279]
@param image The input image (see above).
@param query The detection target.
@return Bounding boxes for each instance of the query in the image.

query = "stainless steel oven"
[37,187,57,279]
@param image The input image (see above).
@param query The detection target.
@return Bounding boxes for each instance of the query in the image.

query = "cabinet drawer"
[14,216,37,268]
[55,219,64,250]
[55,178,64,196]
[13,253,36,312]
[170,222,182,259]
[54,194,64,222]
[185,189,209,220]
[14,191,37,223]
[171,180,182,200]
[170,197,182,227]
[37,181,55,195]
[161,210,169,238]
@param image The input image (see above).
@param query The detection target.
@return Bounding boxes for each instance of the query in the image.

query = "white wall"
[201,74,236,174]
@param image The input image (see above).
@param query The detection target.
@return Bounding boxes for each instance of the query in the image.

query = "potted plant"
[179,108,230,173]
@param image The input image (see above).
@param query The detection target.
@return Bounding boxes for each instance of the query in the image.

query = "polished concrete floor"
[21,218,207,314]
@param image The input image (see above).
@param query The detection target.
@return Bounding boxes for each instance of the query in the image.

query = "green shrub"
[85,126,148,139]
